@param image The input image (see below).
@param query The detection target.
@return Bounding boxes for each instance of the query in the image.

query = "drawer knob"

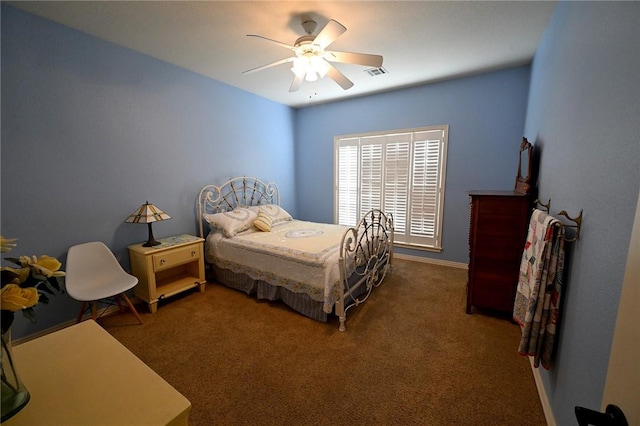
[160,259,166,265]
[191,250,196,256]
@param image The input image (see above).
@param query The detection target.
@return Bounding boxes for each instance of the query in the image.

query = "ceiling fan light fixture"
[291,56,328,82]
[291,57,308,77]
[305,70,318,82]
[311,56,329,78]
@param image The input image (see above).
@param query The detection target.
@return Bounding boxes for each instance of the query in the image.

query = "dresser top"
[467,190,529,197]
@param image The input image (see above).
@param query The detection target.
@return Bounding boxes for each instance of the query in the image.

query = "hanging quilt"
[513,208,565,369]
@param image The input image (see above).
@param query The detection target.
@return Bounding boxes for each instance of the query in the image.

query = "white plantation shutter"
[383,134,411,236]
[408,130,445,247]
[359,136,384,218]
[335,125,448,250]
[336,139,359,226]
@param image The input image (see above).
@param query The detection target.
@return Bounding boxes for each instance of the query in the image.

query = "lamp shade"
[125,202,171,224]
[125,202,171,247]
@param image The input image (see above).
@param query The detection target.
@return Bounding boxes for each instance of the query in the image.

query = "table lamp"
[125,202,171,247]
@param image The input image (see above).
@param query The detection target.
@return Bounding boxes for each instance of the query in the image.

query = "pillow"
[248,204,293,225]
[253,211,272,232]
[203,208,257,237]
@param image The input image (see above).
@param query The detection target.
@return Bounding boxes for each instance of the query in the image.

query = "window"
[334,125,448,251]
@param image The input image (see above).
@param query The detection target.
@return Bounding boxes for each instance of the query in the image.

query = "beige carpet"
[103,259,546,425]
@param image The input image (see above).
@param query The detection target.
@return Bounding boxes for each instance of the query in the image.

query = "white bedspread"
[205,220,349,313]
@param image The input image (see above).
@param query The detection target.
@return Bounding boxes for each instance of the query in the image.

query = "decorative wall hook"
[534,199,583,242]
[557,209,583,242]
[534,198,551,214]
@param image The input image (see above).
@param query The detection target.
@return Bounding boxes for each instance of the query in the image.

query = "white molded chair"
[66,241,143,324]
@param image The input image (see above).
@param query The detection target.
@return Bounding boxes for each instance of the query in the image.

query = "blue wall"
[295,67,531,264]
[524,2,639,424]
[1,5,297,338]
[3,4,640,424]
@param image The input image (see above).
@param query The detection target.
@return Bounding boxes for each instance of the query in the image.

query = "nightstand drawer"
[153,245,200,272]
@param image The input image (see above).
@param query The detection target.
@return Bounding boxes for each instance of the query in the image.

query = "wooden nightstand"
[128,234,205,313]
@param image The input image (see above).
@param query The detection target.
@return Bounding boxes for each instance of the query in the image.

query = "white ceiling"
[7,1,558,108]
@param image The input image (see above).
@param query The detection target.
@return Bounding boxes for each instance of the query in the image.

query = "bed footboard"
[337,209,394,331]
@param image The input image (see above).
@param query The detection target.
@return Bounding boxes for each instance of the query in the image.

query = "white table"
[5,320,191,426]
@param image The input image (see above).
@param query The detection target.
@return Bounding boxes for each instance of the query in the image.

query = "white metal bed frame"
[197,176,394,331]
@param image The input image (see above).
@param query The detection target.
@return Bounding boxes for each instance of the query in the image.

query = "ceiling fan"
[243,18,383,92]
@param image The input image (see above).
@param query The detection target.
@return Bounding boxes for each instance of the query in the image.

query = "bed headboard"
[197,176,279,238]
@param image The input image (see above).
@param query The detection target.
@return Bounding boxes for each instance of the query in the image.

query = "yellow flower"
[0,236,18,253]
[19,255,65,278]
[1,283,40,312]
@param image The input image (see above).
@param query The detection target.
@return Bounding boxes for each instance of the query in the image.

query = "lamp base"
[143,223,161,247]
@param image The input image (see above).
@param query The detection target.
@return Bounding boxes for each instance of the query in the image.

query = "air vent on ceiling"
[365,67,388,77]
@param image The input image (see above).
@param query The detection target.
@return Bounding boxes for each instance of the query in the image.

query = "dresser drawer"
[474,196,527,215]
[153,244,200,272]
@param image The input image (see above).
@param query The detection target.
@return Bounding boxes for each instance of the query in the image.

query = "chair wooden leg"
[76,301,87,323]
[115,296,126,313]
[91,301,98,321]
[120,293,143,325]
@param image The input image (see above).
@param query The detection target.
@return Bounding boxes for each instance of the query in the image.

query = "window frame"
[334,125,449,252]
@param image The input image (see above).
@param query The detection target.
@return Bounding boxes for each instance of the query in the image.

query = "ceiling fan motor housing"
[301,19,317,35]
[294,36,319,53]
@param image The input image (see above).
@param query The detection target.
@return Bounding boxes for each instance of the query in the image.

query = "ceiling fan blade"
[246,34,295,51]
[289,73,304,92]
[325,51,383,68]
[243,57,295,74]
[313,19,347,50]
[326,63,354,90]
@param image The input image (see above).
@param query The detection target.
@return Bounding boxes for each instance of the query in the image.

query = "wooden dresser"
[466,191,531,315]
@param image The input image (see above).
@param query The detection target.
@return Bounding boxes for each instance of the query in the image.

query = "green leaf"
[5,257,22,266]
[55,276,66,294]
[45,277,63,293]
[37,280,55,295]
[21,307,37,324]
[34,278,64,296]
[32,272,49,282]
[38,293,50,305]
[20,277,38,289]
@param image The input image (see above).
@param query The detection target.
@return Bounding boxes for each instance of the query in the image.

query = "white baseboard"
[529,357,556,426]
[394,252,468,269]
